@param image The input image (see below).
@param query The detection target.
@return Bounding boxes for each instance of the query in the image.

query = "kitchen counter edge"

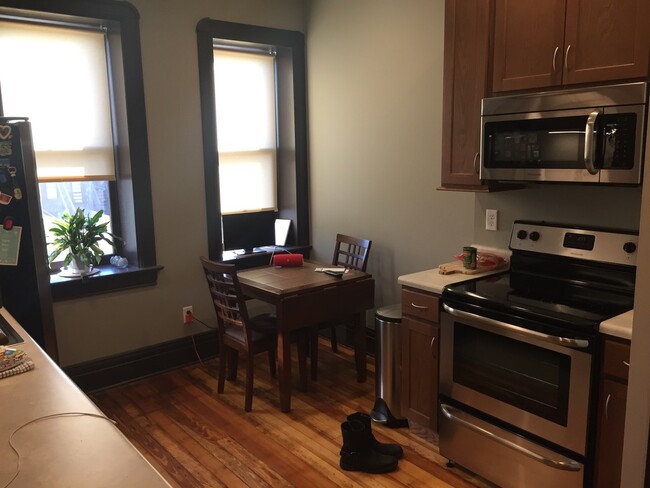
[0,307,172,488]
[398,267,506,294]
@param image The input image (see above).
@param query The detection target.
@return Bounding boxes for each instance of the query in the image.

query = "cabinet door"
[401,315,439,430]
[492,0,565,92]
[440,0,491,190]
[564,0,650,85]
[594,379,628,488]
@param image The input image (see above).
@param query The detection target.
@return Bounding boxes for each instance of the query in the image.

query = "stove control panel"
[510,221,638,266]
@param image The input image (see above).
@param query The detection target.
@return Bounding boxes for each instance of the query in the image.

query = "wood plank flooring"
[91,339,492,488]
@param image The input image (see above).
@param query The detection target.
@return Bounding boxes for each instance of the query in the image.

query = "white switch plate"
[486,209,498,231]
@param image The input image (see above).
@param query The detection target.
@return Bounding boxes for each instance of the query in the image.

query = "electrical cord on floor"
[187,314,217,372]
[190,333,207,369]
[3,412,117,488]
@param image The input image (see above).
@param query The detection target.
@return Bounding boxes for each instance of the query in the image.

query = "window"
[0,0,159,299]
[197,19,310,260]
[0,20,116,259]
[214,48,278,214]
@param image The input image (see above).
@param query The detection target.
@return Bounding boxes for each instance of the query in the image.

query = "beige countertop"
[0,308,172,488]
[399,266,633,341]
[600,309,634,341]
[398,266,507,295]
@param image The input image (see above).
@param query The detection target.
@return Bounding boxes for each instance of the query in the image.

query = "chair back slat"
[201,257,252,346]
[332,234,372,272]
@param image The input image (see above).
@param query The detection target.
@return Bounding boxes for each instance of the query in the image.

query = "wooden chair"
[201,257,307,411]
[310,234,372,380]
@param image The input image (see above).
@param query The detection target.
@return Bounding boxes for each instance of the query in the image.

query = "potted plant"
[47,208,121,273]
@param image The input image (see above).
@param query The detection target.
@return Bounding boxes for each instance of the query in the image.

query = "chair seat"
[224,313,277,343]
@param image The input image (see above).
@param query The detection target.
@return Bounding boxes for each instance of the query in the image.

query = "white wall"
[54,0,306,366]
[305,0,474,307]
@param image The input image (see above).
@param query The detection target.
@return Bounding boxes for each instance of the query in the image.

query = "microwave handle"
[584,109,601,175]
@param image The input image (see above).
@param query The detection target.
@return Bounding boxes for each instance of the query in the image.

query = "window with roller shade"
[197,19,310,259]
[0,20,116,258]
[0,0,158,299]
[214,47,278,214]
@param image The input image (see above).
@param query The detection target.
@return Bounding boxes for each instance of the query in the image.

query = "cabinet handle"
[430,336,436,354]
[605,393,611,421]
[552,46,559,72]
[564,44,571,71]
[623,361,630,367]
[473,152,480,175]
[410,302,428,310]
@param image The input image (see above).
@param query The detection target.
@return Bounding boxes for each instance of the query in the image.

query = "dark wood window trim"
[0,0,160,300]
[196,19,310,260]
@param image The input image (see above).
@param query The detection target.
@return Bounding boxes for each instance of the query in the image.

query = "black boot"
[347,412,404,459]
[370,398,410,429]
[339,420,398,473]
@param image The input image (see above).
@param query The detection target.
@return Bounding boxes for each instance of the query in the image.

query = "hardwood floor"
[91,339,492,488]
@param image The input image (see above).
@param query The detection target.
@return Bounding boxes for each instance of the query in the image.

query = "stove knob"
[623,242,637,254]
[516,230,528,240]
[529,231,540,242]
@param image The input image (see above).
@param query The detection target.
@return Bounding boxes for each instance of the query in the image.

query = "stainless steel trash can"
[374,304,402,417]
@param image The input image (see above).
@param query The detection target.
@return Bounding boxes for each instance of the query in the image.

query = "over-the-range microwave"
[480,82,647,184]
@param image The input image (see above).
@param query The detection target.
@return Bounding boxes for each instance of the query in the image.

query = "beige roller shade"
[214,48,277,214]
[0,20,115,181]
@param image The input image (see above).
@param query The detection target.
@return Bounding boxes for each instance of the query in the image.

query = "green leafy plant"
[48,208,121,269]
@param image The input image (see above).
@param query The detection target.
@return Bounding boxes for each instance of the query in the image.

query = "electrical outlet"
[486,209,498,231]
[182,306,193,324]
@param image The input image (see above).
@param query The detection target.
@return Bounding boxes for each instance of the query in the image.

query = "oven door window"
[483,115,596,169]
[453,323,570,426]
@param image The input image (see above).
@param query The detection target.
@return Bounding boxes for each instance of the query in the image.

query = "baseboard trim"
[64,330,219,393]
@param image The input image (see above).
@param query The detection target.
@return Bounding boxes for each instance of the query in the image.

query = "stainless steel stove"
[439,221,637,488]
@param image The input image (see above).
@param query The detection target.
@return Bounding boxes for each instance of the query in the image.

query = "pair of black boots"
[339,412,403,474]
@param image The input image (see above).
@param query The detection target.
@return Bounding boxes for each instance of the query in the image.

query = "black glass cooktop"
[443,272,634,334]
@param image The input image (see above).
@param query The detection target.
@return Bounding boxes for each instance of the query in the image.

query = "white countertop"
[399,267,634,341]
[0,308,172,488]
[600,309,634,341]
[398,266,507,295]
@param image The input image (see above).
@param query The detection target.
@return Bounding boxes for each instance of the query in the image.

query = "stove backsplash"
[474,185,642,249]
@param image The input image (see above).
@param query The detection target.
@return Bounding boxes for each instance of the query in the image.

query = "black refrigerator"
[0,117,58,361]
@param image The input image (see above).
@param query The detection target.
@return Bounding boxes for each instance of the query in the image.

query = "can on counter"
[462,246,477,269]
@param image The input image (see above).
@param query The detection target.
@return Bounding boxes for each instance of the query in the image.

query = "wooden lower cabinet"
[593,337,630,488]
[400,287,440,430]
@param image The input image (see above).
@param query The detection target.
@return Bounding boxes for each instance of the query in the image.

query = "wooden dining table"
[237,260,375,412]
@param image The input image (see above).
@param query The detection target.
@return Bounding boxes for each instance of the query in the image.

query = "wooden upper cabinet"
[564,0,650,85]
[440,0,493,190]
[493,0,650,92]
[492,0,566,92]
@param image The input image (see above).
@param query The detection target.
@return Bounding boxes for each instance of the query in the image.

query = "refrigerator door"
[0,118,58,360]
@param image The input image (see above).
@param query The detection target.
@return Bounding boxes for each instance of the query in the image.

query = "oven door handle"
[440,403,583,472]
[442,303,590,349]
